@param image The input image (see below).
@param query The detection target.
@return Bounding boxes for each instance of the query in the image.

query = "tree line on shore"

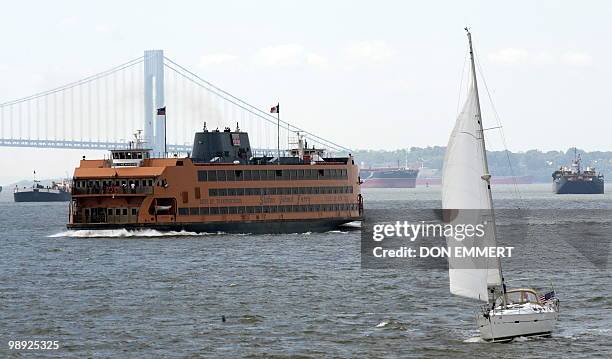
[352,147,612,182]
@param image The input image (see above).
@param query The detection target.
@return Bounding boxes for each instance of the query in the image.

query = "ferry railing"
[72,186,154,195]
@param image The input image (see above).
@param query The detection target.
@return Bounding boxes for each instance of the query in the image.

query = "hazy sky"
[1,0,611,183]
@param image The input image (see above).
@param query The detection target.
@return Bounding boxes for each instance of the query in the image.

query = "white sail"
[442,79,502,302]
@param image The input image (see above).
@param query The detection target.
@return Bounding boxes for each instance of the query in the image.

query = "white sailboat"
[442,28,559,342]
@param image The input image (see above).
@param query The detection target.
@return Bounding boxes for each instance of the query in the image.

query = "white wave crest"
[376,319,391,328]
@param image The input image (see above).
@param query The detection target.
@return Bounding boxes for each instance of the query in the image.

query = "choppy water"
[0,184,610,358]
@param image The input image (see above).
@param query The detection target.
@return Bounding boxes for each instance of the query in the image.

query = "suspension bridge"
[0,50,349,156]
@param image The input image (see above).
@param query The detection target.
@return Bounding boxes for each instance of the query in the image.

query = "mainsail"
[442,31,502,302]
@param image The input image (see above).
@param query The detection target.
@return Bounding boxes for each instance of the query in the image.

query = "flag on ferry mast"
[156,107,166,116]
[270,103,279,113]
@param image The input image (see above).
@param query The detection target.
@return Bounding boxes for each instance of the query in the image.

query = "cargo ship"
[68,126,363,233]
[14,174,71,202]
[552,151,604,194]
[359,168,419,188]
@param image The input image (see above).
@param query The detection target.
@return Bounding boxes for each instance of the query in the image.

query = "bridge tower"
[143,50,165,155]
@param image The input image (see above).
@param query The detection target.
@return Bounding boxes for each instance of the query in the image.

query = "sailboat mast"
[465,28,507,305]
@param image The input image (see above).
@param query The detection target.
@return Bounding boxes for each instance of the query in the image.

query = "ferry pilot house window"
[182,191,189,204]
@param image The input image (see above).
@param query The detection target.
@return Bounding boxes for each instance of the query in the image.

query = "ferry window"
[228,207,238,214]
[217,171,227,181]
[319,169,325,178]
[210,207,219,215]
[281,170,289,180]
[276,170,283,178]
[177,161,183,166]
[246,206,255,214]
[253,188,262,196]
[107,208,113,215]
[228,189,236,196]
[298,170,305,179]
[290,170,297,180]
[218,188,228,196]
[254,206,262,213]
[219,207,229,215]
[209,189,217,197]
[259,170,267,180]
[243,170,252,181]
[208,171,217,181]
[195,187,201,199]
[198,171,208,181]
[178,208,189,215]
[189,208,199,215]
[267,170,275,180]
[182,191,189,204]
[236,188,245,196]
[115,208,121,215]
[269,188,277,195]
[235,170,243,180]
[342,169,347,178]
[307,170,316,179]
[226,170,235,181]
[200,207,209,215]
[263,206,270,213]
[251,170,260,181]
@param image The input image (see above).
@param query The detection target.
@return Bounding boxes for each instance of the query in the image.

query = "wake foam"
[463,337,486,343]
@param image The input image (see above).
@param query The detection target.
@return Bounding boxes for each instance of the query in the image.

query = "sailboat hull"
[477,304,558,342]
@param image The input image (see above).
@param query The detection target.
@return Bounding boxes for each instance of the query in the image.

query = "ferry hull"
[67,217,362,234]
[14,191,71,202]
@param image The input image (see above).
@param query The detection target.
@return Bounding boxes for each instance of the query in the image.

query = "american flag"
[270,103,279,113]
[539,290,555,302]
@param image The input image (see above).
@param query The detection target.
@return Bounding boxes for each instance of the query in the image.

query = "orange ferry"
[68,125,363,233]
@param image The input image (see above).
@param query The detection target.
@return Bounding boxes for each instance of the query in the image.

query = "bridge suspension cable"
[163,56,351,153]
[0,51,351,154]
